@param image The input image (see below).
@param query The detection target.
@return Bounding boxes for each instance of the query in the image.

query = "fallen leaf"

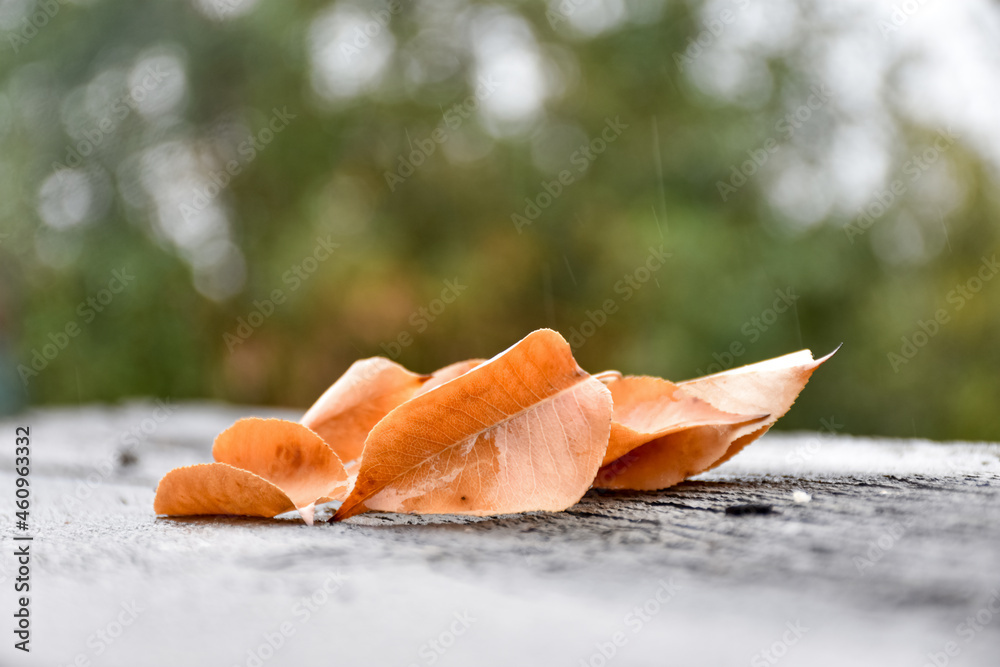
[154,418,347,524]
[595,423,762,490]
[599,376,765,466]
[300,357,489,463]
[678,347,838,469]
[301,358,429,463]
[414,358,486,397]
[593,370,623,384]
[214,418,350,517]
[153,463,295,519]
[153,333,839,524]
[594,348,836,490]
[333,329,613,521]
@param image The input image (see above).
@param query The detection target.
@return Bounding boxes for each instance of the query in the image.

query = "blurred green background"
[1,0,997,440]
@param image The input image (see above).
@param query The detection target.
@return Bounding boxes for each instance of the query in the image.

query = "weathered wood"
[2,402,999,666]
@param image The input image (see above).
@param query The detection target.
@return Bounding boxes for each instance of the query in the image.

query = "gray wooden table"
[2,402,999,667]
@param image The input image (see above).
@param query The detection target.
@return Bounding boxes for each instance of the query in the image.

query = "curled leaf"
[214,417,349,504]
[595,348,836,490]
[153,463,295,520]
[600,376,765,466]
[595,424,760,490]
[334,329,613,521]
[593,370,623,385]
[301,358,429,463]
[679,347,838,469]
[154,418,347,525]
[415,359,486,397]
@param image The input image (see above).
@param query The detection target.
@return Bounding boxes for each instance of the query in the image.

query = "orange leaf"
[593,370,622,384]
[599,376,764,466]
[594,348,836,490]
[415,359,486,397]
[679,347,838,469]
[300,358,429,463]
[154,418,348,524]
[333,329,613,521]
[153,463,296,520]
[214,418,349,511]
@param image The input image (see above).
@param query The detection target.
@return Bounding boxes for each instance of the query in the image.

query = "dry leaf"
[154,418,347,524]
[678,347,838,469]
[300,357,489,464]
[153,463,295,519]
[593,370,623,384]
[414,358,486,397]
[599,376,766,466]
[594,348,836,490]
[153,332,838,524]
[300,358,429,463]
[333,329,613,521]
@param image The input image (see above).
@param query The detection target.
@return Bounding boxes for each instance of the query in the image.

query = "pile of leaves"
[154,329,835,524]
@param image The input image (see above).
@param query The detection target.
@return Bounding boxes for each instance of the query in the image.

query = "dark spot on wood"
[461,496,467,501]
[725,503,776,516]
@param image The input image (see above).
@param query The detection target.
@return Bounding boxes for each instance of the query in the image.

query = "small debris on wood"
[118,450,139,467]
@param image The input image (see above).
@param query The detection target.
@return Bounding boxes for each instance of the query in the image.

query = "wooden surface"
[2,402,999,667]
